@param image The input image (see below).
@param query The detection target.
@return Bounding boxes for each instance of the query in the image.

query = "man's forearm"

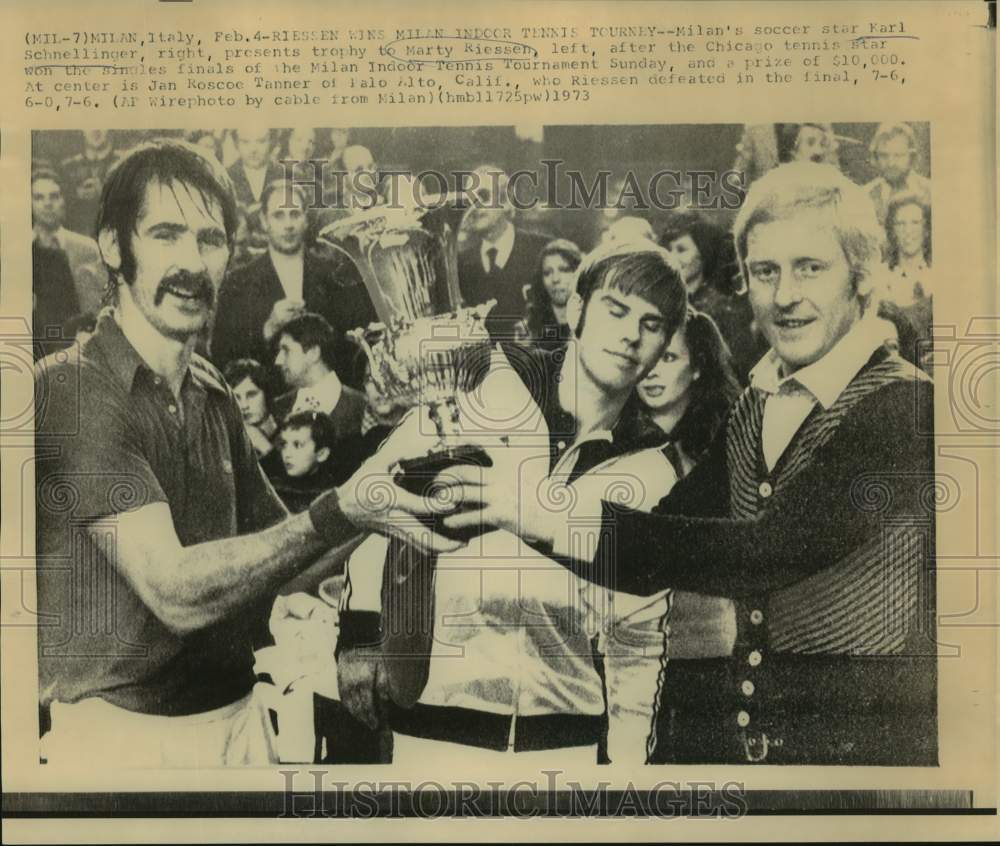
[163,488,360,632]
[165,510,329,632]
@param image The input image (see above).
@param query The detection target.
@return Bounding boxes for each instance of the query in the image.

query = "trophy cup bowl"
[317,197,496,541]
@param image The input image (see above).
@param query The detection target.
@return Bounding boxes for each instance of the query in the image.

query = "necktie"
[485,247,498,274]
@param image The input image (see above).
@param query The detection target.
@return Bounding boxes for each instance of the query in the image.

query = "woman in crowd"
[637,308,741,478]
[879,193,933,363]
[223,358,280,460]
[883,193,932,305]
[659,212,764,382]
[32,240,80,361]
[524,238,583,352]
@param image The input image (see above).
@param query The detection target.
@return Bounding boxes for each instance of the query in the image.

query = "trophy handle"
[347,325,386,392]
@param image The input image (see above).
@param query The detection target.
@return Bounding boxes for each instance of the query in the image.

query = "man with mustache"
[864,122,931,226]
[33,140,460,767]
[444,162,937,765]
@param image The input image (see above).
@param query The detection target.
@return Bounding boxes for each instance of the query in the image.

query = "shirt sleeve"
[600,590,672,765]
[588,448,676,765]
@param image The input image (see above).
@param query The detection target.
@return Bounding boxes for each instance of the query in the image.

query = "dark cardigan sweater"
[557,346,937,764]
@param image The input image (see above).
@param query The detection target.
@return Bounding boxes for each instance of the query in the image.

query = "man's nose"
[772,269,804,308]
[176,233,209,273]
[621,315,642,344]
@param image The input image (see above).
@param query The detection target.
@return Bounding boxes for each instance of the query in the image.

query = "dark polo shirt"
[34,311,288,716]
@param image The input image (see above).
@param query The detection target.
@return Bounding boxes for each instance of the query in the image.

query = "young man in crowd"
[211,180,371,374]
[31,168,108,314]
[34,139,461,768]
[273,311,366,440]
[228,128,282,208]
[457,164,549,338]
[337,242,687,764]
[444,162,937,766]
[60,129,120,236]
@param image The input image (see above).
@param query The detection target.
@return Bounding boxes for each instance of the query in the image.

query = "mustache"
[153,270,215,307]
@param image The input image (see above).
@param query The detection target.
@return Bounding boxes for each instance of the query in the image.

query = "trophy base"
[394,445,493,542]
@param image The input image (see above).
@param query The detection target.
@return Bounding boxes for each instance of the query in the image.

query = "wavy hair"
[664,309,742,465]
[884,193,932,269]
[659,211,742,295]
[525,238,583,340]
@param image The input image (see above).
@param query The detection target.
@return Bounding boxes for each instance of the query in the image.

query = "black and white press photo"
[29,120,937,770]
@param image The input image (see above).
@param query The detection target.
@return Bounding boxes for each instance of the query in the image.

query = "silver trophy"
[318,195,497,709]
[317,196,496,532]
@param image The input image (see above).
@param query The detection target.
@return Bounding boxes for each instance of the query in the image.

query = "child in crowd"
[264,411,342,513]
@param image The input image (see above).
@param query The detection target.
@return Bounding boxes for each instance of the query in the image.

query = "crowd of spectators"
[31,121,932,510]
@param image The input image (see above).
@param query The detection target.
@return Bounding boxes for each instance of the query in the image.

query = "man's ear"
[97,228,122,273]
[566,292,584,333]
[853,268,875,301]
[316,446,331,465]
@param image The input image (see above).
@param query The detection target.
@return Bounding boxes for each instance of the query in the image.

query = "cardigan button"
[737,710,751,727]
[748,649,762,667]
[758,481,773,498]
[741,680,755,696]
[750,609,764,625]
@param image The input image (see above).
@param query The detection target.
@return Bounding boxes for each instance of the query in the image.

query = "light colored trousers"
[43,685,279,768]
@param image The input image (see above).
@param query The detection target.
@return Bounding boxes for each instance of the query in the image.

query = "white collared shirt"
[243,163,269,202]
[290,370,343,417]
[268,247,305,302]
[749,314,886,471]
[479,222,516,272]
